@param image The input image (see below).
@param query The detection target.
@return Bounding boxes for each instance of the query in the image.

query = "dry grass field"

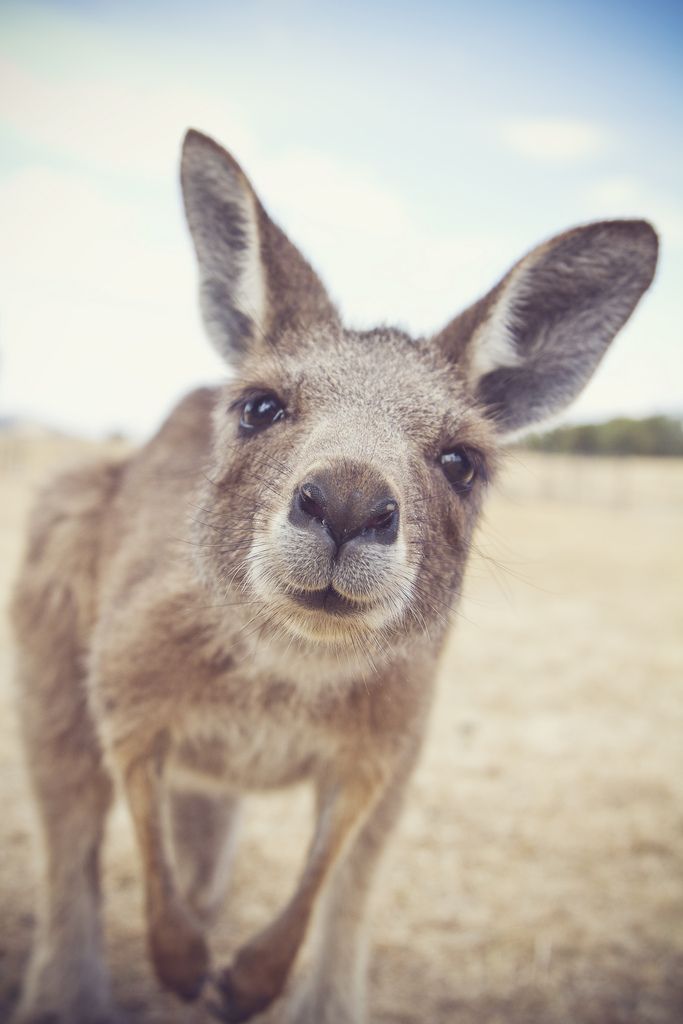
[0,435,681,1023]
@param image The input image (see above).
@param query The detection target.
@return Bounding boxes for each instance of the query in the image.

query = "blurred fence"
[498,451,683,513]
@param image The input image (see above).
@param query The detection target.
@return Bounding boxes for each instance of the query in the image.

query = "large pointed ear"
[434,220,658,436]
[181,129,339,363]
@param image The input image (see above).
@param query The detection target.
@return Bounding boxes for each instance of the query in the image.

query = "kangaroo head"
[181,129,657,663]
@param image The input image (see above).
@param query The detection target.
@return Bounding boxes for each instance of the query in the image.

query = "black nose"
[290,470,399,550]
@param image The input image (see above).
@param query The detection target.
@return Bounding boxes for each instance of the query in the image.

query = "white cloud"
[249,149,513,332]
[0,164,225,436]
[0,165,171,299]
[500,117,607,162]
[0,57,255,178]
[259,149,410,240]
[587,175,641,206]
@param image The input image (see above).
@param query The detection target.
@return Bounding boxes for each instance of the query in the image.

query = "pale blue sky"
[1,0,681,436]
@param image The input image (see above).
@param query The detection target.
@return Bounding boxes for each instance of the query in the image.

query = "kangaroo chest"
[167,672,355,793]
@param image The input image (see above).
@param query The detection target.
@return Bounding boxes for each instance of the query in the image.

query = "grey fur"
[11,129,657,1024]
[436,219,658,434]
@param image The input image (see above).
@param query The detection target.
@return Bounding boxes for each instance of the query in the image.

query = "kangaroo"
[11,128,657,1024]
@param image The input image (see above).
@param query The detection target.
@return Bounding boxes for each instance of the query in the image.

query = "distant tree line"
[521,416,683,457]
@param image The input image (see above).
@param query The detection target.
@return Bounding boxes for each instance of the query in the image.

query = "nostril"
[364,500,399,534]
[298,482,327,523]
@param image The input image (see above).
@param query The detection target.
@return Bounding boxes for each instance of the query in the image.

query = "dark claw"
[204,967,275,1023]
[150,921,210,1003]
[174,970,208,1003]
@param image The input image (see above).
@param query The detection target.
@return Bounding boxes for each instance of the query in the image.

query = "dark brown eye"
[239,393,285,434]
[439,447,477,492]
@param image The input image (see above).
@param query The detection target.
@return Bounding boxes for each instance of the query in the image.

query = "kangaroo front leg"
[287,750,419,1024]
[123,738,210,1001]
[212,772,381,1024]
[170,789,242,927]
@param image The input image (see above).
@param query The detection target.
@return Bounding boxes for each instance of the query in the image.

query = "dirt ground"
[1,436,682,1024]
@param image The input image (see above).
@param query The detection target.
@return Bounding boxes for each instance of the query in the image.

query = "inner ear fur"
[435,219,658,436]
[181,129,339,364]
